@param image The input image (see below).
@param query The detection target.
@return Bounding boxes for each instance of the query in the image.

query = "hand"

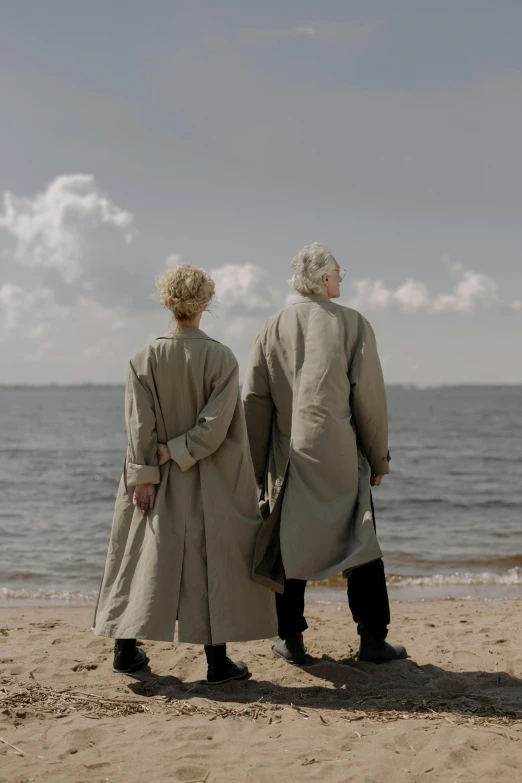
[370,474,384,487]
[256,477,263,490]
[157,443,171,466]
[133,483,156,517]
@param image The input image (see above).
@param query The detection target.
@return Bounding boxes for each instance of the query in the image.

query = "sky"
[1,0,521,386]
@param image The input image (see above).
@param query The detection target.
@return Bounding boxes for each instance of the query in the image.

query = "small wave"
[0,587,97,602]
[387,569,522,587]
[313,568,522,589]
[380,554,522,570]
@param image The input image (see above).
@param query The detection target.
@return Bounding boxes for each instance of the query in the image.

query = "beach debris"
[2,680,522,730]
[0,683,151,718]
[289,703,309,719]
[0,736,26,756]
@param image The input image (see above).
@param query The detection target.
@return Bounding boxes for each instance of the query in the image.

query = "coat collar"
[158,325,211,340]
[295,293,330,304]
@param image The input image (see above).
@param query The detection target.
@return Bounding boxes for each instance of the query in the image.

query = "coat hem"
[94,624,176,643]
[93,624,278,645]
[285,543,383,582]
[252,572,285,594]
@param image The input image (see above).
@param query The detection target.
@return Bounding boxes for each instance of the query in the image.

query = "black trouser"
[275,498,391,641]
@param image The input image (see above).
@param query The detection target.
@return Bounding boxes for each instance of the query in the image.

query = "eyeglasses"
[336,268,346,281]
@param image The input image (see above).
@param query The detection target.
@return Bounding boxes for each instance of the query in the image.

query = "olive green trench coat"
[94,326,277,644]
[243,295,389,589]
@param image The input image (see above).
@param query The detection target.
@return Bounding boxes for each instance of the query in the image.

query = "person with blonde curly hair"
[94,264,277,684]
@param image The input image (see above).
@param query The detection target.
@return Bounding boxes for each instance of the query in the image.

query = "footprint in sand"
[71,662,99,672]
[173,765,209,782]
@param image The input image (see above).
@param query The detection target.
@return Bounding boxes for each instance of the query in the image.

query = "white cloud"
[0,284,61,341]
[347,266,498,314]
[0,277,269,383]
[394,280,432,312]
[0,281,167,381]
[348,278,431,313]
[0,175,517,384]
[0,174,135,284]
[211,263,282,313]
[432,270,497,313]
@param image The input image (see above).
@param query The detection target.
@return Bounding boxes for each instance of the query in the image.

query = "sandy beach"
[1,599,522,782]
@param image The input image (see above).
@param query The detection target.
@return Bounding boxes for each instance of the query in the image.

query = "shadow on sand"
[126,653,522,720]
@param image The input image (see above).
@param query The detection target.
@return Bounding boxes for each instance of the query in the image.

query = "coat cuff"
[168,434,197,473]
[126,463,161,486]
[370,451,391,476]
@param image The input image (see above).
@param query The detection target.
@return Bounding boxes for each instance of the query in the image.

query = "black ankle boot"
[357,625,407,662]
[113,639,149,673]
[204,644,249,685]
[273,633,307,665]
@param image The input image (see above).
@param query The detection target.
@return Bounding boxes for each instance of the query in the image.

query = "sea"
[1,385,521,606]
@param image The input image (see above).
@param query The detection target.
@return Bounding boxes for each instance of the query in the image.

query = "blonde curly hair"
[156,264,216,321]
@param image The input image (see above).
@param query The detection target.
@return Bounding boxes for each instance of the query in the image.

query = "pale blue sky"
[1,1,521,384]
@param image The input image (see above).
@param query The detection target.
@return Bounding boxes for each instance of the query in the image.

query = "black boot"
[113,639,149,673]
[273,632,307,665]
[357,625,407,662]
[204,644,249,685]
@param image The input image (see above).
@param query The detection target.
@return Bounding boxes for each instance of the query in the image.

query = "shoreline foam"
[3,568,522,606]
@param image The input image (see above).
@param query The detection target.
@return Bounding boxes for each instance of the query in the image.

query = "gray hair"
[290,243,337,296]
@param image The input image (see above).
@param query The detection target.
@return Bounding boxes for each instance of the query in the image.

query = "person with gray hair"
[289,242,339,295]
[243,243,406,665]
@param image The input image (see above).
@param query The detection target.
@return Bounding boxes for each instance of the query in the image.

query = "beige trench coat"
[243,295,389,588]
[94,325,277,644]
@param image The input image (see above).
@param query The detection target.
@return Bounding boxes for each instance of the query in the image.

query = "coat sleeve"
[167,352,239,473]
[348,315,390,476]
[242,334,274,479]
[125,361,161,487]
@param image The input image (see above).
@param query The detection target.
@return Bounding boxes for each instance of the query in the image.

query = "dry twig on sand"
[2,682,522,728]
[0,683,151,718]
[0,736,26,756]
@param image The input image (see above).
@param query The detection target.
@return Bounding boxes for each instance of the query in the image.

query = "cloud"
[0,281,166,381]
[347,265,498,314]
[210,263,282,313]
[432,270,497,313]
[0,174,517,385]
[0,284,60,341]
[348,278,431,313]
[0,174,135,285]
[0,278,267,383]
